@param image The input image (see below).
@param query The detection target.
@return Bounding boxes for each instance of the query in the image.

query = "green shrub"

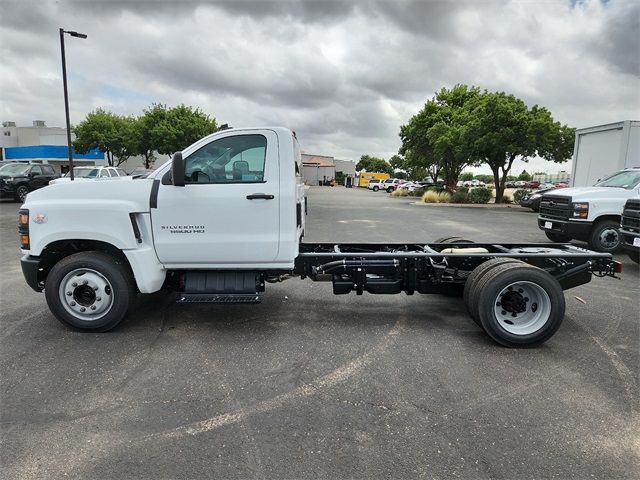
[468,187,492,204]
[450,190,470,203]
[513,189,530,203]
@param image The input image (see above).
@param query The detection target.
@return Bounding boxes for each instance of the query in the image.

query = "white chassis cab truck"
[18,127,621,347]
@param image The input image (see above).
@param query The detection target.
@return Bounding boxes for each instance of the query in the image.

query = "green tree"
[356,154,393,175]
[400,85,480,190]
[466,91,575,202]
[518,170,532,181]
[473,174,495,185]
[460,172,474,181]
[139,103,217,158]
[73,108,136,166]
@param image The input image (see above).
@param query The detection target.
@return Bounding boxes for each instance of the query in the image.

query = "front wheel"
[45,251,137,331]
[627,249,640,264]
[475,264,565,347]
[545,231,571,243]
[588,220,621,253]
[15,185,29,203]
[372,186,379,192]
[386,187,394,193]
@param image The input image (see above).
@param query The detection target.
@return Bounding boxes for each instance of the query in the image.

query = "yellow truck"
[358,172,390,188]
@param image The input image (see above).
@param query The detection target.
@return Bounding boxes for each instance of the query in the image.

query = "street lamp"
[59,28,87,181]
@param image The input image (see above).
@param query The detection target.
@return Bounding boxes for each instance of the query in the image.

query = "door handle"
[246,193,275,200]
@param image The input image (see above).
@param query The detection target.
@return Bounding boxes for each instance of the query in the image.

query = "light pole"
[59,28,87,181]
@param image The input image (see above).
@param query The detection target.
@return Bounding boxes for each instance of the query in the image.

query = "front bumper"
[0,183,17,198]
[620,228,640,252]
[21,254,43,292]
[538,217,592,240]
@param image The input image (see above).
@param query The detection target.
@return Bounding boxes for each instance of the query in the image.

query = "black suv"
[0,163,58,202]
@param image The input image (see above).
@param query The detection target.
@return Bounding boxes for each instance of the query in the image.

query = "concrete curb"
[411,201,520,209]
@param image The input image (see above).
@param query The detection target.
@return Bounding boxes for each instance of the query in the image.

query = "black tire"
[463,258,525,326]
[386,187,394,193]
[627,249,640,264]
[588,219,621,253]
[372,186,379,192]
[545,231,571,243]
[45,251,137,332]
[15,184,29,203]
[475,264,565,347]
[435,236,475,244]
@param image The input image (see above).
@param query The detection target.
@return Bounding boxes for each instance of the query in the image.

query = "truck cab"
[537,167,640,252]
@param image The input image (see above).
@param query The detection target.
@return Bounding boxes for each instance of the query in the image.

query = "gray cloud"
[1,0,638,167]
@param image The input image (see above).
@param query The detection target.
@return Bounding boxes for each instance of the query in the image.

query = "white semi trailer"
[571,120,639,187]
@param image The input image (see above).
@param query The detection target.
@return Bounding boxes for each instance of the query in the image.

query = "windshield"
[65,168,98,178]
[594,170,640,189]
[0,164,30,175]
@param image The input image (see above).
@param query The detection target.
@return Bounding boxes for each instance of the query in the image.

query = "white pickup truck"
[18,127,620,347]
[537,168,640,252]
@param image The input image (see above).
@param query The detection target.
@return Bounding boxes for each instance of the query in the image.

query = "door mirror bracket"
[172,152,185,187]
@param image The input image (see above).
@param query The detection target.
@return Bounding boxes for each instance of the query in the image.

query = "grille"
[539,195,571,220]
[622,199,640,232]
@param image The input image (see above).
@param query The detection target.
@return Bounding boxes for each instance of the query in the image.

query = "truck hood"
[25,177,154,211]
[545,186,636,201]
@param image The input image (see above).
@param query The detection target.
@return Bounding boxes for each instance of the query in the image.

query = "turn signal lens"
[19,213,28,225]
[20,234,30,246]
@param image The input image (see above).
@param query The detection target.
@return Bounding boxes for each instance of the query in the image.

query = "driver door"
[151,129,280,266]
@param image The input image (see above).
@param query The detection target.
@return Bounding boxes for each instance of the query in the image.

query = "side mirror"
[171,152,185,187]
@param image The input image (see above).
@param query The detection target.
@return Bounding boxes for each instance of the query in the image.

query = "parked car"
[525,181,540,189]
[368,179,383,191]
[49,166,129,185]
[398,181,423,193]
[519,187,556,212]
[539,182,556,190]
[463,179,486,188]
[0,162,58,202]
[554,182,569,188]
[381,178,405,193]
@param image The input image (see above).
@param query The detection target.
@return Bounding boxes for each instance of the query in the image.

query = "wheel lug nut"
[80,307,86,312]
[518,288,523,293]
[66,292,72,296]
[72,282,77,287]
[511,313,517,318]
[70,301,76,306]
[496,302,501,307]
[94,286,99,291]
[96,297,102,302]
[524,297,529,302]
[83,280,88,285]
[501,310,506,315]
[90,306,96,310]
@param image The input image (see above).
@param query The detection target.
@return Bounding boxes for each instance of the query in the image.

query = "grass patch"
[421,190,440,203]
[391,188,409,197]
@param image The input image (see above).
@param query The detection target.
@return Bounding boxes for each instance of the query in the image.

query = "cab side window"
[42,165,55,175]
[184,134,267,184]
[30,165,43,176]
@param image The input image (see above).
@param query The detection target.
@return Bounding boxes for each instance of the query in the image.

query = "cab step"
[177,293,262,304]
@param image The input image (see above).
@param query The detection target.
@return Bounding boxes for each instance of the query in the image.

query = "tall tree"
[400,85,480,190]
[466,92,575,202]
[356,154,393,175]
[139,103,218,158]
[73,109,136,166]
[517,170,532,181]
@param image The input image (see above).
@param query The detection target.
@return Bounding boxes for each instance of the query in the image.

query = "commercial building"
[301,153,356,186]
[1,120,105,173]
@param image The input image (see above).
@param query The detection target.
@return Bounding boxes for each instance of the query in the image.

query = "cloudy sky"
[1,0,638,174]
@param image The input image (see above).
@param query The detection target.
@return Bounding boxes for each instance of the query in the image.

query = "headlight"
[6,177,14,181]
[572,202,589,219]
[530,193,541,199]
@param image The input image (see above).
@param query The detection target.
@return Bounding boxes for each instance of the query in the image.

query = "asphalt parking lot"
[1,186,638,479]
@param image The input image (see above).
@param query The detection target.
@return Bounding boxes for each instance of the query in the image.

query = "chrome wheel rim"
[58,268,114,321]
[494,281,551,335]
[18,187,28,202]
[598,228,619,250]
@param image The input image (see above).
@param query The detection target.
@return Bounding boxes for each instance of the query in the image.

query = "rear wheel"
[588,220,621,253]
[386,187,394,193]
[627,249,640,264]
[545,231,571,243]
[464,258,526,325]
[45,251,137,332]
[372,186,379,192]
[475,264,565,347]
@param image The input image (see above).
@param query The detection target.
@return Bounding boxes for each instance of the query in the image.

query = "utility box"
[571,120,639,187]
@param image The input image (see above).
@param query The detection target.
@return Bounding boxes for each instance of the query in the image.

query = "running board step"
[177,293,262,304]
